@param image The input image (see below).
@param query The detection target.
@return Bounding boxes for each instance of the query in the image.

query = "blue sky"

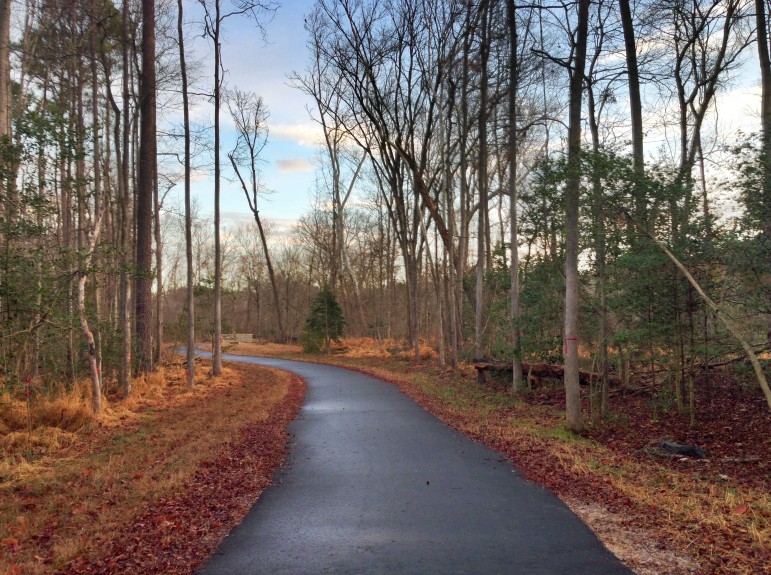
[166,0,763,234]
[169,0,321,234]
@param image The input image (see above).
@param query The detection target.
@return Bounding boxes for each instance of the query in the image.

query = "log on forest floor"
[644,440,707,460]
[472,360,622,387]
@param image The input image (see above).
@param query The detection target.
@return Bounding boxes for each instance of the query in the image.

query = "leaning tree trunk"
[228,155,286,342]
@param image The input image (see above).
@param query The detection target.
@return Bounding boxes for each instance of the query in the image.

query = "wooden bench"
[222,333,256,344]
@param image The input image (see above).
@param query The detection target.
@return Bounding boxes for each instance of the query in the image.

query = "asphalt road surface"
[196,354,634,575]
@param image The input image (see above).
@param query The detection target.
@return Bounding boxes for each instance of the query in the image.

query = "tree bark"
[78,208,105,413]
[119,0,132,395]
[756,0,771,344]
[0,0,10,139]
[135,0,156,374]
[564,0,590,434]
[178,0,195,387]
[212,0,223,375]
[475,1,490,367]
[507,0,523,393]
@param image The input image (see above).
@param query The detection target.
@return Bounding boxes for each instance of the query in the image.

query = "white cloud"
[270,122,323,146]
[191,169,209,182]
[275,158,314,173]
[713,83,761,135]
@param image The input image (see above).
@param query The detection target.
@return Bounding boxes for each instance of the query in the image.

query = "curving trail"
[197,353,634,575]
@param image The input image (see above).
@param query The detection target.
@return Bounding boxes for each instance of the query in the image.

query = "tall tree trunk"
[474,0,490,367]
[178,0,195,387]
[90,16,104,385]
[0,0,9,139]
[756,0,771,345]
[619,0,647,248]
[227,152,286,342]
[119,0,132,395]
[564,0,590,433]
[587,85,608,423]
[443,76,458,367]
[135,0,156,374]
[153,176,163,363]
[619,0,644,176]
[507,0,523,393]
[456,4,471,363]
[212,0,223,375]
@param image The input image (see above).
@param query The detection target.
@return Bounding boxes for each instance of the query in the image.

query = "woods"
[0,0,768,429]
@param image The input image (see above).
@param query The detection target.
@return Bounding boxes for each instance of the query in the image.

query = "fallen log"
[472,360,621,387]
[654,440,706,459]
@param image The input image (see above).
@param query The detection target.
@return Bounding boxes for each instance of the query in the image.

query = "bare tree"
[292,29,368,331]
[199,0,277,374]
[227,87,285,341]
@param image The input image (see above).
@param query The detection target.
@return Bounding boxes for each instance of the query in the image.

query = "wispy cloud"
[270,122,323,146]
[275,158,314,173]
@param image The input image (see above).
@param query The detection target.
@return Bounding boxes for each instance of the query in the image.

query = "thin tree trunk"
[619,0,644,177]
[0,0,9,140]
[212,0,223,375]
[228,155,285,341]
[78,208,105,413]
[154,176,162,363]
[475,0,490,368]
[563,0,590,433]
[587,86,608,423]
[756,0,771,345]
[90,17,104,385]
[178,0,195,387]
[120,0,132,395]
[507,0,523,393]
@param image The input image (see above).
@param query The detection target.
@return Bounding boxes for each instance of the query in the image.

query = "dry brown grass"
[225,337,442,362]
[224,341,303,356]
[0,359,291,575]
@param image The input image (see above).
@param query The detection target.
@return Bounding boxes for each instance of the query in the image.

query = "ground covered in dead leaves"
[3,341,768,575]
[1,359,305,575]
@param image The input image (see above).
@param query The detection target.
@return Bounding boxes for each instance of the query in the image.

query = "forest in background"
[0,0,769,433]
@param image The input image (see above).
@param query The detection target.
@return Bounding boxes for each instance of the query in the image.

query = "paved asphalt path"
[197,353,634,575]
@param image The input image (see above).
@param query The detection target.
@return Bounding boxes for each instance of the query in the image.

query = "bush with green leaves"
[301,288,345,353]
